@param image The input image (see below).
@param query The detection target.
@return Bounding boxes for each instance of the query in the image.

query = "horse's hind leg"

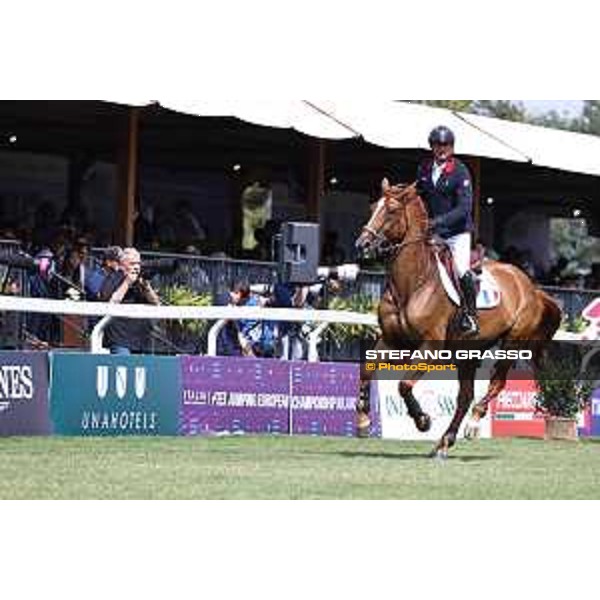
[464,358,513,439]
[431,361,477,458]
[356,338,385,437]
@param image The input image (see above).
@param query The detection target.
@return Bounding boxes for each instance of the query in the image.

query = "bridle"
[361,184,429,261]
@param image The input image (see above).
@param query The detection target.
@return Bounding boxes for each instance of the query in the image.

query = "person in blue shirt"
[85,246,123,300]
[416,125,479,335]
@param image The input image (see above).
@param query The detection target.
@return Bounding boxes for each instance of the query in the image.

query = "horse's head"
[355,178,426,259]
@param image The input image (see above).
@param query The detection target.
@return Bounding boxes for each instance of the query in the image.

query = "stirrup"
[460,313,479,335]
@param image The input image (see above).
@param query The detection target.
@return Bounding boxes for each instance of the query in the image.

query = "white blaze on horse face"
[367,198,387,232]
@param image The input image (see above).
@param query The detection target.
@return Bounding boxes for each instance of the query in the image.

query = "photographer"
[237,288,277,358]
[98,247,160,355]
[279,264,359,360]
[26,247,61,345]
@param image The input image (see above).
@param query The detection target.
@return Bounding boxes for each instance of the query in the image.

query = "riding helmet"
[428,125,455,147]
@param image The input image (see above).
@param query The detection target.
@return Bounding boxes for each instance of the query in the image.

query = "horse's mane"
[386,182,429,233]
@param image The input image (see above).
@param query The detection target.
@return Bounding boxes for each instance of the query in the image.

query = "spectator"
[86,246,123,300]
[98,247,160,355]
[0,275,21,349]
[227,283,277,358]
[45,237,96,301]
[26,248,60,345]
[215,282,251,356]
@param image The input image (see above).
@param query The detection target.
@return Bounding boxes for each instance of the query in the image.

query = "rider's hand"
[427,217,443,237]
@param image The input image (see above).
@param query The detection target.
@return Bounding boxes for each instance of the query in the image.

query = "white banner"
[373,373,492,440]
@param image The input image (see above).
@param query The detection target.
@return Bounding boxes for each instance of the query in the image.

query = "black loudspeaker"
[278,222,320,284]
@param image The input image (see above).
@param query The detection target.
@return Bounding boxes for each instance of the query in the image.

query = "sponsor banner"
[577,401,593,437]
[50,353,180,435]
[180,356,290,435]
[491,377,597,438]
[180,357,366,437]
[0,351,51,436]
[490,377,545,438]
[374,373,491,441]
[290,362,361,437]
[590,387,600,437]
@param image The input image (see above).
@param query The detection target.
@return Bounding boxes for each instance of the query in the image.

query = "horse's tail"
[529,290,562,369]
[536,289,562,340]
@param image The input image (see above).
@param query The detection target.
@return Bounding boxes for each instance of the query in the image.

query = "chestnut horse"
[355,179,561,458]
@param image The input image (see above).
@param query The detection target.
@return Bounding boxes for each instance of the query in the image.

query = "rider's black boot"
[459,271,480,336]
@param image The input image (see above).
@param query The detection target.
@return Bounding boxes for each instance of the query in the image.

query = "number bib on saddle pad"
[435,257,501,309]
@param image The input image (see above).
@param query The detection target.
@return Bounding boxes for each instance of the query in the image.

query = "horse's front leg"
[396,340,447,433]
[430,361,477,459]
[398,335,458,433]
[398,370,431,432]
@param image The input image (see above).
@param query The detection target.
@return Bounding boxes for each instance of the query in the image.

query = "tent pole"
[116,106,140,247]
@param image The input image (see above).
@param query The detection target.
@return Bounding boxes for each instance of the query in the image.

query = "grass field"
[0,435,599,499]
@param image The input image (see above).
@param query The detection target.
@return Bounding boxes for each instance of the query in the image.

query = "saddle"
[434,241,501,310]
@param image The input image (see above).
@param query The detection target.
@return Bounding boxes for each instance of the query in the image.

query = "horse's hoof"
[356,414,371,438]
[415,413,432,433]
[428,448,448,460]
[464,419,480,441]
[436,449,449,461]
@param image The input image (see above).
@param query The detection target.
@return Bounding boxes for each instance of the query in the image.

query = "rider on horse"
[416,125,479,336]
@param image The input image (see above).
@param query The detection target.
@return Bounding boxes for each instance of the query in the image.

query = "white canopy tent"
[111,99,600,177]
[309,100,531,163]
[149,99,360,141]
[455,110,600,176]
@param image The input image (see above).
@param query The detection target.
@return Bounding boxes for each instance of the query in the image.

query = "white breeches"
[446,232,472,278]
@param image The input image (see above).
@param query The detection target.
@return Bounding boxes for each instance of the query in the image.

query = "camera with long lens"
[0,252,51,273]
[316,264,360,283]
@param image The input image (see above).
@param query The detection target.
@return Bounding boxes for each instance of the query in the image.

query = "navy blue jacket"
[416,157,474,239]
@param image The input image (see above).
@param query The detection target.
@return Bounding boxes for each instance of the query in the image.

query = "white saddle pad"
[436,258,501,309]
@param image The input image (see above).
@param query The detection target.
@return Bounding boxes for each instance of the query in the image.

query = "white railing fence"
[0,295,597,360]
[0,295,378,360]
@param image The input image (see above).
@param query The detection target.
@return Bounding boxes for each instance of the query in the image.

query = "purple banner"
[0,351,51,436]
[181,356,290,435]
[290,362,360,436]
[590,387,600,437]
[180,357,371,437]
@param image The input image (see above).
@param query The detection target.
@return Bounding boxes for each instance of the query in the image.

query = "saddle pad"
[436,257,501,309]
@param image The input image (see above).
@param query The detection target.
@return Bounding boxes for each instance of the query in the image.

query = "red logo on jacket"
[424,158,456,178]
